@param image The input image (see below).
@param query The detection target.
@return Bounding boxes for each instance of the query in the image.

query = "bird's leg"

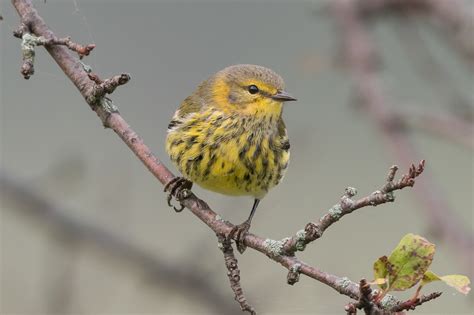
[164,177,193,212]
[229,199,260,254]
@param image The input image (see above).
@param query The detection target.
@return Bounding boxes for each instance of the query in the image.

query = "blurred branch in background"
[0,171,236,314]
[330,0,474,276]
[357,0,474,68]
[395,109,474,149]
[393,9,474,125]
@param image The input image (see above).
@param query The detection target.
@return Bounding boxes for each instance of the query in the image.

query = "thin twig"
[389,292,443,312]
[282,161,425,255]
[87,72,131,97]
[218,236,256,315]
[12,21,94,79]
[13,22,36,78]
[345,279,378,315]
[13,22,95,57]
[358,279,376,314]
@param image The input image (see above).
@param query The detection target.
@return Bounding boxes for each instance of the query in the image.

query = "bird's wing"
[277,117,290,151]
[167,79,209,131]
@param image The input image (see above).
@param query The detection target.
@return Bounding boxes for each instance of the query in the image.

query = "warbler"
[165,64,296,251]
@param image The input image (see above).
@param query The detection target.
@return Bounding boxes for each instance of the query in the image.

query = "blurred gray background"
[1,0,473,314]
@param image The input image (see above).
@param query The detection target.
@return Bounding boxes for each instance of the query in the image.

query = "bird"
[165,64,296,252]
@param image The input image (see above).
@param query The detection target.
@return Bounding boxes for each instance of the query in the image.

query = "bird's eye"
[247,85,259,94]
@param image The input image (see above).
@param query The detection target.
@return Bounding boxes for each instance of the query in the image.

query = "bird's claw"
[164,177,193,213]
[228,220,251,254]
[173,204,185,212]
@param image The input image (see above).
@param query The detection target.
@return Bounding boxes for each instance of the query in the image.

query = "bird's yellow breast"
[166,110,289,199]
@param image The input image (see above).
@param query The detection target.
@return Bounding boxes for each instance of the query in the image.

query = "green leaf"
[373,256,389,290]
[421,271,471,295]
[421,270,441,285]
[386,234,435,291]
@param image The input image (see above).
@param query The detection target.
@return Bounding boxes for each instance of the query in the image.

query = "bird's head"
[207,64,296,117]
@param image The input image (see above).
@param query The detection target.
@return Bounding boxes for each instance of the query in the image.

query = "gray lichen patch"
[345,186,357,197]
[263,237,291,257]
[217,240,224,251]
[21,33,39,58]
[328,204,343,219]
[290,262,302,273]
[385,191,395,202]
[214,214,225,223]
[380,294,397,308]
[294,229,307,251]
[336,276,352,289]
[80,61,92,73]
[100,97,119,114]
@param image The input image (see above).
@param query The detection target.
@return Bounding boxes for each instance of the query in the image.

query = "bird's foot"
[164,177,193,212]
[228,220,251,254]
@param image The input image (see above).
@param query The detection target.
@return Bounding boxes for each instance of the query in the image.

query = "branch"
[389,292,442,313]
[218,236,256,315]
[11,0,436,313]
[345,279,378,314]
[12,21,95,79]
[343,279,442,314]
[282,161,424,255]
[13,22,95,57]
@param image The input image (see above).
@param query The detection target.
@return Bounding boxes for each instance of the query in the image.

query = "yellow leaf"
[440,275,471,295]
[420,271,471,295]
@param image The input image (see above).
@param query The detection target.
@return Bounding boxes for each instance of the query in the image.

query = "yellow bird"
[165,64,296,251]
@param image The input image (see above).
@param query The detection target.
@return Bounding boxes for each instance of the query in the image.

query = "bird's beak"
[271,90,297,102]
